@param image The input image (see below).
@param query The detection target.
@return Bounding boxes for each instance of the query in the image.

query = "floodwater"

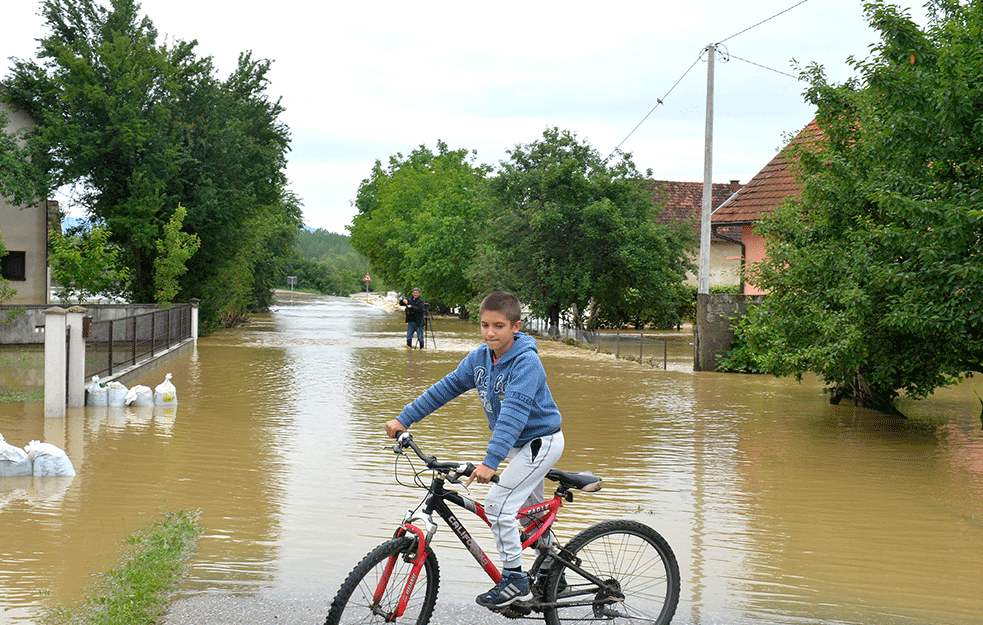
[1,294,981,625]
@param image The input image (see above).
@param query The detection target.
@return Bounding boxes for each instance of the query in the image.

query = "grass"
[43,510,203,625]
[0,348,44,403]
[0,389,44,402]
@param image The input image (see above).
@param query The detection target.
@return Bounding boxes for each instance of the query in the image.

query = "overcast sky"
[3,0,927,234]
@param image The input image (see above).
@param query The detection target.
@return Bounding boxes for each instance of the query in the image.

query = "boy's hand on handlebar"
[385,419,407,439]
[465,463,496,487]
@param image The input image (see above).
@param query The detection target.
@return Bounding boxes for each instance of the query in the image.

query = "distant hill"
[295,228,354,261]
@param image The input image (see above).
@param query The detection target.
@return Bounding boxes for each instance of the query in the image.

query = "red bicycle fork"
[373,524,429,621]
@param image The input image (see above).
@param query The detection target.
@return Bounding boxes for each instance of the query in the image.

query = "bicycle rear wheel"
[325,536,440,625]
[543,519,679,625]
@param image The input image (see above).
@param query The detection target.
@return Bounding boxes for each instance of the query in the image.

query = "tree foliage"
[737,0,983,413]
[0,108,48,207]
[349,141,490,311]
[3,0,299,329]
[482,127,693,330]
[153,205,199,306]
[49,224,130,303]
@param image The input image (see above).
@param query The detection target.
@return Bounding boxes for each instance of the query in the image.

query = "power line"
[609,52,703,157]
[609,0,811,158]
[717,0,813,45]
[727,52,798,79]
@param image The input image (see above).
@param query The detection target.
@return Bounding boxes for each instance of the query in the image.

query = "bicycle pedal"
[493,602,533,618]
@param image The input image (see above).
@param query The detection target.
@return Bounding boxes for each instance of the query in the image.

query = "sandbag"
[154,373,177,406]
[124,385,154,407]
[0,433,32,477]
[107,381,128,407]
[25,440,76,477]
[86,375,108,406]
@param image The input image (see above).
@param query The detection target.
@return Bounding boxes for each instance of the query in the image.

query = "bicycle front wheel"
[543,519,679,625]
[325,536,440,625]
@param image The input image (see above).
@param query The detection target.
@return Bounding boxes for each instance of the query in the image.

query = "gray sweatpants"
[484,430,564,570]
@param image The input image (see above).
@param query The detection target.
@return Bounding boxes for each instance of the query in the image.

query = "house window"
[1,251,26,281]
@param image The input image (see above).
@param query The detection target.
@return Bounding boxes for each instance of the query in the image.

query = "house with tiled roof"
[711,119,822,295]
[649,179,743,288]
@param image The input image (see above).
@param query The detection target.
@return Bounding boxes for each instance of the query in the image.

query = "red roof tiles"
[649,179,741,240]
[712,119,822,225]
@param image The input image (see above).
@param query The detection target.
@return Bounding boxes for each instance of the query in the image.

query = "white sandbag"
[0,433,32,477]
[153,373,177,406]
[86,375,108,406]
[107,381,128,407]
[25,440,76,477]
[124,385,154,407]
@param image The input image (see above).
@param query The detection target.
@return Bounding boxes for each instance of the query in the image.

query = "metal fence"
[83,304,193,379]
[524,317,669,369]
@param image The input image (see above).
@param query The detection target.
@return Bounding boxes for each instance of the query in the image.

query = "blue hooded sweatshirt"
[396,332,562,470]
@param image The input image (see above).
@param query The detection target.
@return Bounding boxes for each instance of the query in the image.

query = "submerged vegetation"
[43,511,202,625]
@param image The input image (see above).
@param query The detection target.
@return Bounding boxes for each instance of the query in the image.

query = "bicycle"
[325,432,680,624]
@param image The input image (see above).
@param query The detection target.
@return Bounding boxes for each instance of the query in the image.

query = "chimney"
[730,180,741,194]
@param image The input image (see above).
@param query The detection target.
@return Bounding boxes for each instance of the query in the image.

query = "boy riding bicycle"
[385,291,564,609]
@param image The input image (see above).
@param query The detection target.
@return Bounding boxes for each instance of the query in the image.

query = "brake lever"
[446,462,475,484]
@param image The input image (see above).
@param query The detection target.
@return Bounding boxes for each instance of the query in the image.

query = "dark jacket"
[402,295,426,325]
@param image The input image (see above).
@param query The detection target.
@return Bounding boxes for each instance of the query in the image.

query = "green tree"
[153,205,200,306]
[349,141,490,311]
[3,0,299,329]
[482,127,693,331]
[0,108,47,208]
[49,224,130,303]
[737,0,983,414]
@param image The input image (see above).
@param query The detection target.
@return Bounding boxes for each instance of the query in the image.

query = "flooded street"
[1,294,982,624]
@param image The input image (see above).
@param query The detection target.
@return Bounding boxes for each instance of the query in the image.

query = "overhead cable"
[609,0,811,157]
[717,0,813,45]
[727,53,798,79]
[610,53,703,157]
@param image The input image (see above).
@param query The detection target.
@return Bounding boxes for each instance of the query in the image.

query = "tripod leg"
[424,313,436,349]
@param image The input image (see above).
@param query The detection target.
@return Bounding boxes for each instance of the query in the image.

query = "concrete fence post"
[190,298,200,342]
[43,306,67,418]
[66,306,87,407]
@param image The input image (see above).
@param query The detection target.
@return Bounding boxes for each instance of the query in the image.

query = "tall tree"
[349,141,490,311]
[737,0,983,414]
[3,0,299,328]
[482,127,692,331]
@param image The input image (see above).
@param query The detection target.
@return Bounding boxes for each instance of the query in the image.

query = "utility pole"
[695,43,716,371]
[699,43,715,295]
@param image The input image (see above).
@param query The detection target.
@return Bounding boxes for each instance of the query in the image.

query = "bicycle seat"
[546,469,603,492]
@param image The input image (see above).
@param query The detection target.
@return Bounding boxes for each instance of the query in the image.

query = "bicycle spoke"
[326,538,439,625]
[544,521,679,625]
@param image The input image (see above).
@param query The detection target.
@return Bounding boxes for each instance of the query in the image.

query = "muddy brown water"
[1,294,981,624]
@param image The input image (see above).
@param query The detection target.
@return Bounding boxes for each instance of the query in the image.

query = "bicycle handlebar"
[394,432,499,483]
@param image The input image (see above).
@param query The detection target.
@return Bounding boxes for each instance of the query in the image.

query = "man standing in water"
[399,287,426,348]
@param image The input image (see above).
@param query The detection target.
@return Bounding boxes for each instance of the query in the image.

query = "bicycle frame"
[379,471,564,619]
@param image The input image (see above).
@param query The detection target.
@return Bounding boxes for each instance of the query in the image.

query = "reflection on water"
[1,294,982,624]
